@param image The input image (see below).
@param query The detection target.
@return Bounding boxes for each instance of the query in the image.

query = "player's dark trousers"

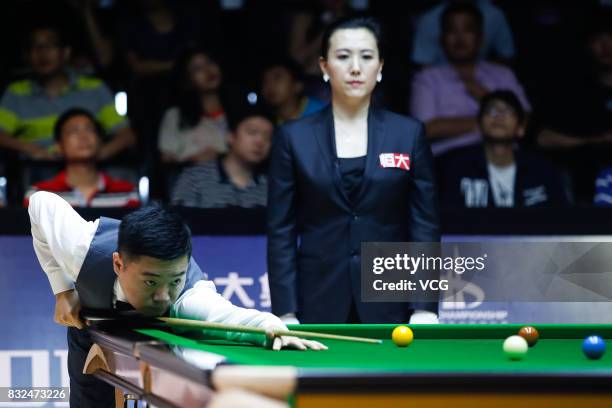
[67,328,115,407]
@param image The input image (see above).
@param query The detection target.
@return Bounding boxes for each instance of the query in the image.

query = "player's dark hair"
[441,2,484,33]
[478,90,525,124]
[321,16,385,60]
[54,108,104,142]
[118,203,192,261]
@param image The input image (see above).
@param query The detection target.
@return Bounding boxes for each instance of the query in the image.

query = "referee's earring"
[323,73,330,82]
[376,72,383,83]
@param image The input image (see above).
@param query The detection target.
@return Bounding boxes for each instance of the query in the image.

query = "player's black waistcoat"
[68,217,205,408]
[75,217,203,311]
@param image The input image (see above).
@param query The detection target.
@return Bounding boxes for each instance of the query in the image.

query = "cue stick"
[157,317,383,344]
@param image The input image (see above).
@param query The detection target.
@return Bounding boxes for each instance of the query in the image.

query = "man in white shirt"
[28,191,324,407]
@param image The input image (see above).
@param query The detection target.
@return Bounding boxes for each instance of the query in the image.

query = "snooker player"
[28,191,325,407]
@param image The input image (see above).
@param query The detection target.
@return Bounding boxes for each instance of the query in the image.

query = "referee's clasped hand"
[264,328,328,351]
[54,289,85,329]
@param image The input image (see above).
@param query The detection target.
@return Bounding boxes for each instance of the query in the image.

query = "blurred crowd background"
[0,0,610,212]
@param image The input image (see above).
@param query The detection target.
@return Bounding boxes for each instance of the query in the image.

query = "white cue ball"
[503,335,528,360]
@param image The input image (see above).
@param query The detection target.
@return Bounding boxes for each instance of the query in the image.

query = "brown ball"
[518,326,539,347]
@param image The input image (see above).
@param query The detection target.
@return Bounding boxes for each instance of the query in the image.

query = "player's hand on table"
[264,328,328,351]
[54,289,85,329]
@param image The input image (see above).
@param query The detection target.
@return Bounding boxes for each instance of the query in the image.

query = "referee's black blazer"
[267,105,440,323]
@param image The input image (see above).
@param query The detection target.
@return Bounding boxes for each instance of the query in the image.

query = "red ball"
[518,326,539,347]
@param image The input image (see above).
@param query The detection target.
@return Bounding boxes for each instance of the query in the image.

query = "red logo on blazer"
[379,153,410,170]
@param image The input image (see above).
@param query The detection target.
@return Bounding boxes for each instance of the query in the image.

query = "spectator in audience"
[411,0,515,66]
[261,58,326,125]
[158,47,229,164]
[440,91,569,208]
[287,0,351,100]
[0,22,135,161]
[535,10,611,203]
[410,2,530,156]
[70,0,115,72]
[118,0,199,79]
[24,108,140,208]
[171,104,273,208]
[118,0,200,159]
[537,12,611,149]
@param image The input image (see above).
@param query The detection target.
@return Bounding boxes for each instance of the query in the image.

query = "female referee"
[267,16,440,325]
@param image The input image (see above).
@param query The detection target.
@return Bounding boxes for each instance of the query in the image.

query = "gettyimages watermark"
[361,242,612,302]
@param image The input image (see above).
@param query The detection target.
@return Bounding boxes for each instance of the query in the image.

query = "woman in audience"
[158,47,229,164]
[287,0,351,100]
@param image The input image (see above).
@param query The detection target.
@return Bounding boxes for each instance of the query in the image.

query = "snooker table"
[84,324,612,408]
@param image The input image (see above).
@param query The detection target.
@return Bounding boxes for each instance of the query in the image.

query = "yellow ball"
[392,325,414,347]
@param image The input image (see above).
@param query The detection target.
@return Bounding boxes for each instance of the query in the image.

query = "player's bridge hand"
[264,328,328,351]
[54,289,85,329]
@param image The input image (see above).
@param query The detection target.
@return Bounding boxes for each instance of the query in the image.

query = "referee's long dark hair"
[118,203,192,261]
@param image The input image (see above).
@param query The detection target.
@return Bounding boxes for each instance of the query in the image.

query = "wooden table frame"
[83,329,612,408]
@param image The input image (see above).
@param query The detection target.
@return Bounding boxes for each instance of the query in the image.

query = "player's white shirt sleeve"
[28,191,98,294]
[172,280,286,345]
[29,191,286,344]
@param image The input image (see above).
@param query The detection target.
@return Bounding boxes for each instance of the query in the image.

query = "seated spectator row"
[0,23,136,162]
[0,1,609,210]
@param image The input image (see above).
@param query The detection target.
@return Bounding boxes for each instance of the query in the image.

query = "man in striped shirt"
[0,23,135,160]
[171,104,273,208]
[24,108,140,208]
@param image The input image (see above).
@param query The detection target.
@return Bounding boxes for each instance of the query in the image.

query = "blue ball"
[582,335,606,360]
